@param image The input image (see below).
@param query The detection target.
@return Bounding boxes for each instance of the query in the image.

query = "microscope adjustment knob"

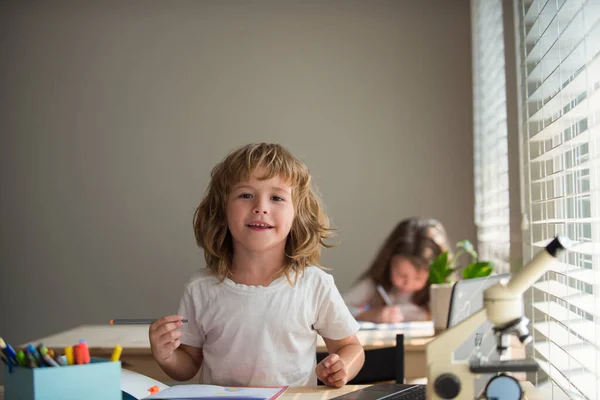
[433,373,461,399]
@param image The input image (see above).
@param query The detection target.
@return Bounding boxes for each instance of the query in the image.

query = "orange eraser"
[148,385,160,394]
[109,320,114,325]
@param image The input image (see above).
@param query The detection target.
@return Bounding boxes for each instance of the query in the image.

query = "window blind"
[515,0,600,398]
[472,0,511,274]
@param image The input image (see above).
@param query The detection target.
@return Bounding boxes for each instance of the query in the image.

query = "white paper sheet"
[121,368,170,399]
[143,384,287,399]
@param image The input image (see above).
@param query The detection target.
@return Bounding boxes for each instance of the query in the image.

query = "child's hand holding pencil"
[148,315,186,362]
[110,318,188,325]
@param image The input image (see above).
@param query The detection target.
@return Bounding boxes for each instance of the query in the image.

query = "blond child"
[343,217,449,323]
[149,143,364,387]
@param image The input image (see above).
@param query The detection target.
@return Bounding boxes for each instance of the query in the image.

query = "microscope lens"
[485,375,522,400]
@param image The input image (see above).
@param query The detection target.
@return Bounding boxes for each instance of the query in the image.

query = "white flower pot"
[430,283,455,332]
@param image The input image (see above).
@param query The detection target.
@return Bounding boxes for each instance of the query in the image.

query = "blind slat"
[533,300,583,322]
[528,22,600,102]
[525,1,585,69]
[533,280,593,301]
[535,341,597,399]
[535,357,588,399]
[535,319,600,350]
[535,320,591,347]
[528,62,600,124]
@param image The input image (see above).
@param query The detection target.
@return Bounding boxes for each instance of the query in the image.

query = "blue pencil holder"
[3,357,121,400]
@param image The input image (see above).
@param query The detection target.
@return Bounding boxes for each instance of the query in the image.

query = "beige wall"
[0,0,474,344]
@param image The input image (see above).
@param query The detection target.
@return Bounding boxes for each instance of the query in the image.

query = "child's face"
[226,169,295,256]
[389,256,429,294]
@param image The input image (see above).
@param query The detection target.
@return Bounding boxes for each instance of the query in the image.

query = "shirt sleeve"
[342,278,377,317]
[313,274,360,340]
[176,285,205,349]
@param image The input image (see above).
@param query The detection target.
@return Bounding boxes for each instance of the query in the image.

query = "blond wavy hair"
[194,143,335,283]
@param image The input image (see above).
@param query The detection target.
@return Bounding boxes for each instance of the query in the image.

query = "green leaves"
[456,240,478,261]
[461,261,494,279]
[428,240,494,283]
[429,251,453,284]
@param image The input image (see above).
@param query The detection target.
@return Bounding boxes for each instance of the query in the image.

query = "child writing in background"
[149,143,364,388]
[343,217,449,323]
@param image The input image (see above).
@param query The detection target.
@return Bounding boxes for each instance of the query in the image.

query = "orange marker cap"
[73,344,83,365]
[148,385,160,394]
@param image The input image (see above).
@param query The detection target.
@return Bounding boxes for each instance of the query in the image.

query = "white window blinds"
[515,0,600,398]
[472,0,511,274]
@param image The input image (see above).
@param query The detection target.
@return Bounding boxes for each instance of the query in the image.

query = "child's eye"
[239,193,253,199]
[271,196,285,202]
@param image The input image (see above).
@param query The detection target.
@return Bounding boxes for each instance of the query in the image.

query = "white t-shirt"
[177,266,360,386]
[343,278,430,321]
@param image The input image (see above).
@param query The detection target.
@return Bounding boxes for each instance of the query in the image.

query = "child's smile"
[246,221,275,231]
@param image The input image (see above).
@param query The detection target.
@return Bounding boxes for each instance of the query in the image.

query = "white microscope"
[426,236,570,400]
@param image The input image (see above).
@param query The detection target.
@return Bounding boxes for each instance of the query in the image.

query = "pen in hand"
[110,319,188,325]
[376,284,393,306]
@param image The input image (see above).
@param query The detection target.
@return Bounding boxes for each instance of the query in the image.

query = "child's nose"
[252,201,269,214]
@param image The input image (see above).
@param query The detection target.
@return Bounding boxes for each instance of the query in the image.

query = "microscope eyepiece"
[546,235,571,256]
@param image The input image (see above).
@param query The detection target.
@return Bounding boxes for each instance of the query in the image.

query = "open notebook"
[357,320,433,331]
[121,369,287,400]
[143,384,288,400]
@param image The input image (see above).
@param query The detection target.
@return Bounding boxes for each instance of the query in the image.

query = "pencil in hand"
[376,285,393,306]
[109,319,188,325]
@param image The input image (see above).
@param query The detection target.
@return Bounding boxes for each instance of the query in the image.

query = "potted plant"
[429,240,494,331]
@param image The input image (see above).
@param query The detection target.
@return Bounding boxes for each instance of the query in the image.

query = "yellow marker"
[65,346,74,365]
[111,345,122,362]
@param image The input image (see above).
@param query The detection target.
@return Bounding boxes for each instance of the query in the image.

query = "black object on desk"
[317,334,405,385]
[330,383,426,400]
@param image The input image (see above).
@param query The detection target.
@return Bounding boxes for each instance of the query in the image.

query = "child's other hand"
[149,315,185,362]
[377,306,404,323]
[357,306,404,323]
[316,353,349,388]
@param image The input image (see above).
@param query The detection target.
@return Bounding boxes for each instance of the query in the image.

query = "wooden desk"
[0,382,544,399]
[26,325,434,383]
